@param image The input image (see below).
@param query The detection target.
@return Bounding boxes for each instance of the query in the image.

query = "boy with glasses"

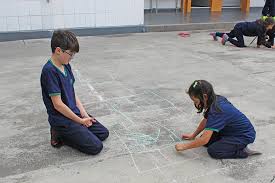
[40,30,109,155]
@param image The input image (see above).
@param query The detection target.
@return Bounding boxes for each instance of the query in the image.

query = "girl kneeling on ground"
[175,80,261,159]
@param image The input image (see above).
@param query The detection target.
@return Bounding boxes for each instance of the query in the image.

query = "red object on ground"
[178,32,191,37]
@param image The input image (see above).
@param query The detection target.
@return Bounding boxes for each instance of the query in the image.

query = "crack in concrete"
[250,70,274,75]
[271,175,275,183]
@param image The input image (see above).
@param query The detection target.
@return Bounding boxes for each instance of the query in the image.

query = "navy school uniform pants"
[53,119,109,155]
[204,132,248,159]
[267,28,275,46]
[262,0,275,17]
[216,27,246,47]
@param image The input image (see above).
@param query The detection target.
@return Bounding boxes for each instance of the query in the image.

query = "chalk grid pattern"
[73,67,203,175]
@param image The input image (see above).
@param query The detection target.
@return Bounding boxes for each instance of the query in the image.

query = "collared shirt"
[40,59,80,127]
[204,96,256,144]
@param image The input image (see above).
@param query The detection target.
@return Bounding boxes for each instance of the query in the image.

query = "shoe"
[243,147,262,156]
[50,128,64,148]
[221,34,229,45]
[209,32,218,41]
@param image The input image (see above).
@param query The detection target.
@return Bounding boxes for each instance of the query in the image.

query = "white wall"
[144,0,181,9]
[0,0,266,32]
[0,0,144,32]
[250,0,265,7]
[144,0,265,9]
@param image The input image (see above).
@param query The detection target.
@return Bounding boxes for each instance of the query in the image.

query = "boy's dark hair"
[187,80,221,114]
[257,17,274,27]
[51,30,79,53]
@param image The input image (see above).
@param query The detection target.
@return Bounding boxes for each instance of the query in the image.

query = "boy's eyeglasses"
[61,49,75,58]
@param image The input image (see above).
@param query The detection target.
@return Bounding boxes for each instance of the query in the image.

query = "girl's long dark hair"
[187,80,222,114]
[256,17,274,28]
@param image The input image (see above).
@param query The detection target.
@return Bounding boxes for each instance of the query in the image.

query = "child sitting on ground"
[40,30,109,155]
[175,80,261,159]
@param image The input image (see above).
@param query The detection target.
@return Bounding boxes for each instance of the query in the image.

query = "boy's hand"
[88,115,97,123]
[175,144,188,151]
[82,114,97,123]
[181,133,195,140]
[272,45,275,49]
[81,117,93,127]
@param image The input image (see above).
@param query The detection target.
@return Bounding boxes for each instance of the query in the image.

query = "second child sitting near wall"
[209,17,275,48]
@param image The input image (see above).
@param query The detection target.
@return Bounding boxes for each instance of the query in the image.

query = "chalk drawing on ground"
[73,69,201,174]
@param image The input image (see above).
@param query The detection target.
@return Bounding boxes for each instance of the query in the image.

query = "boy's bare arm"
[51,95,92,127]
[175,130,213,151]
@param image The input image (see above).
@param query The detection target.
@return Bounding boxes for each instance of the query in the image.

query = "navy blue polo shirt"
[40,59,80,127]
[204,96,256,144]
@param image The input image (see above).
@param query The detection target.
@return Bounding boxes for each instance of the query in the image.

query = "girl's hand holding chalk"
[175,144,188,151]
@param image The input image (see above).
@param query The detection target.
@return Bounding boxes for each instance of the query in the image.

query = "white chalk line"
[140,156,200,174]
[73,70,184,137]
[158,149,170,161]
[112,134,201,174]
[82,72,137,96]
[74,69,104,102]
[80,84,186,148]
[74,69,136,131]
[157,163,179,183]
[71,71,202,175]
[105,101,137,127]
[114,130,141,173]
[114,122,187,174]
[0,66,42,75]
[148,153,168,180]
[149,90,185,113]
[150,121,181,142]
[80,91,149,106]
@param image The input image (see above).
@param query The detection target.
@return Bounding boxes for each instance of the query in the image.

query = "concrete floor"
[0,31,275,183]
[144,8,262,25]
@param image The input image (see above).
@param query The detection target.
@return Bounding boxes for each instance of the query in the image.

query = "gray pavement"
[0,31,275,183]
[145,8,262,25]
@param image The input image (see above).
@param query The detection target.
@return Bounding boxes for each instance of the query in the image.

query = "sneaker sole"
[51,141,64,148]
